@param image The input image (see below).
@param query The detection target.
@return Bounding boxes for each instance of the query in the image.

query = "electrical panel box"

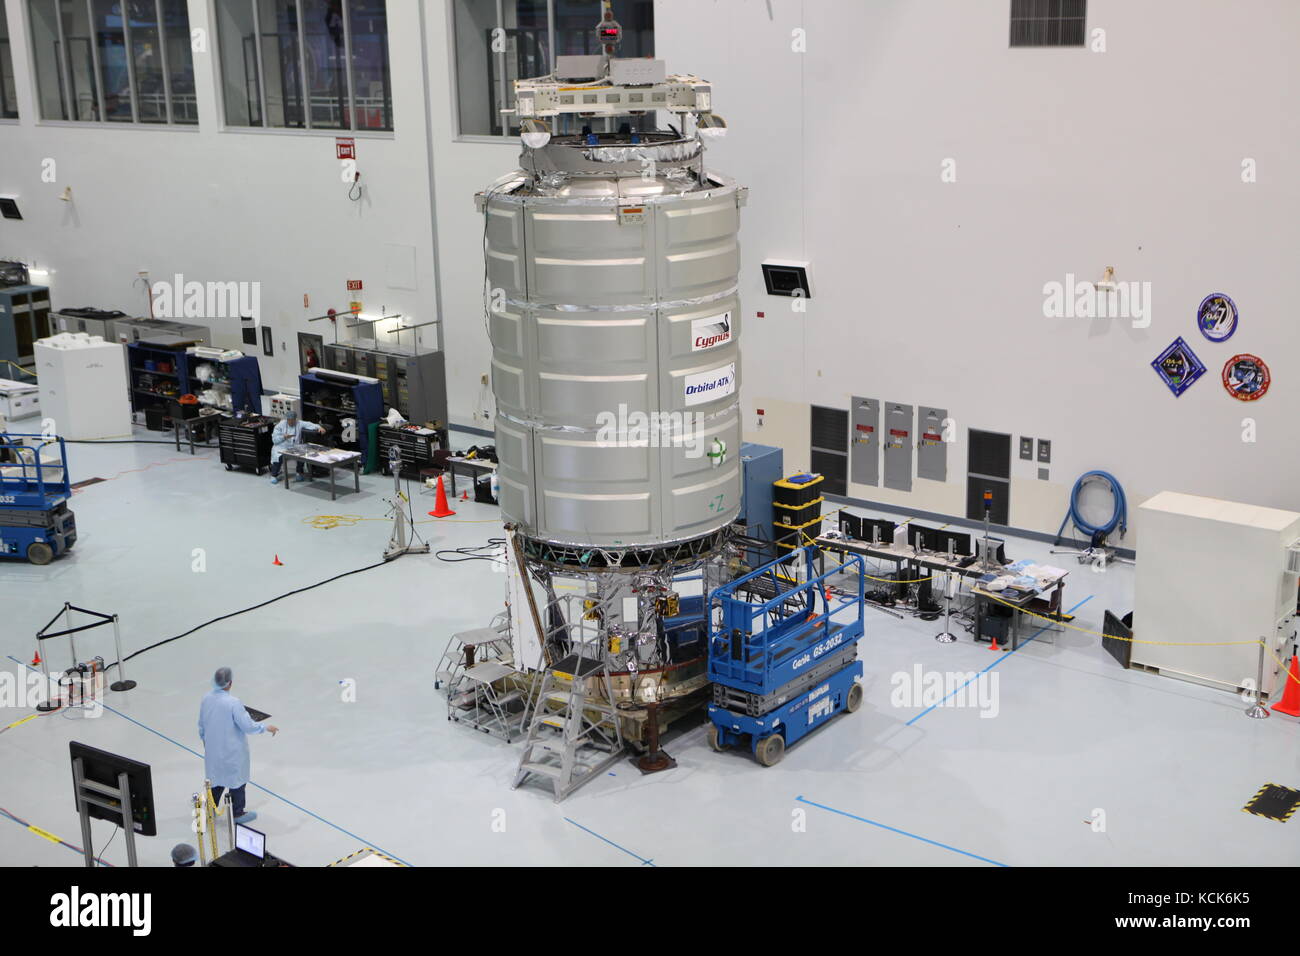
[738,442,783,546]
[1132,491,1300,698]
[0,285,53,367]
[269,394,298,418]
[850,396,879,487]
[882,403,913,492]
[917,406,947,482]
[319,341,448,426]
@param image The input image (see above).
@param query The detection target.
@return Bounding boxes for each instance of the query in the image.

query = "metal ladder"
[512,650,624,802]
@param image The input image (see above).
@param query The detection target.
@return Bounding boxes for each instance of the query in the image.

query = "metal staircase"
[512,650,624,802]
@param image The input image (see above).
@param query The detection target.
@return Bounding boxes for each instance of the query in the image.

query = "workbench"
[172,409,227,455]
[446,456,496,498]
[280,445,363,501]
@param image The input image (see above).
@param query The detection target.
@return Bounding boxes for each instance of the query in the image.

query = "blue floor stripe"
[797,796,1009,867]
[906,594,1094,726]
[6,655,414,867]
[564,817,655,866]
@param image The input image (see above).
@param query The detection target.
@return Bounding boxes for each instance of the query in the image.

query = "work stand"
[383,447,429,561]
[935,568,958,643]
[72,757,137,867]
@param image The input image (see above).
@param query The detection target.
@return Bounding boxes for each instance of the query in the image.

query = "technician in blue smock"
[198,667,279,824]
[269,408,327,484]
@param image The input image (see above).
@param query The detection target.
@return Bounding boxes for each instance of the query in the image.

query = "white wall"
[650,0,1300,543]
[0,0,440,395]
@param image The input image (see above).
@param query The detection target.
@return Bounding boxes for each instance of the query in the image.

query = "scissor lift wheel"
[27,542,53,566]
[706,724,728,752]
[846,682,863,713]
[754,733,785,767]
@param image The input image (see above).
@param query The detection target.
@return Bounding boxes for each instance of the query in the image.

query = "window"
[28,0,197,124]
[453,0,654,138]
[215,0,392,131]
[0,4,18,118]
[1009,0,1086,48]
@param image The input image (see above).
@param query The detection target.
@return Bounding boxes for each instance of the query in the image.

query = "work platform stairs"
[512,607,625,802]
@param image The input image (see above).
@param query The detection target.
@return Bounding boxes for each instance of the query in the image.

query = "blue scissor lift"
[707,545,866,766]
[0,434,76,565]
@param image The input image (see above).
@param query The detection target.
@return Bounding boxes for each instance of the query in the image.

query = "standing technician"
[198,667,279,824]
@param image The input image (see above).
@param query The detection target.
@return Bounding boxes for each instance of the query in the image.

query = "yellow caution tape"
[4,714,40,731]
[978,590,1282,652]
[28,825,61,844]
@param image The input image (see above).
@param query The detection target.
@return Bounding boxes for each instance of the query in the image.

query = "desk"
[816,534,1068,647]
[446,456,496,498]
[172,410,227,455]
[280,445,363,501]
[971,571,1068,650]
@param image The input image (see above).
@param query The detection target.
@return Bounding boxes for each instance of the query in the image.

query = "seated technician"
[269,408,326,484]
[198,667,279,825]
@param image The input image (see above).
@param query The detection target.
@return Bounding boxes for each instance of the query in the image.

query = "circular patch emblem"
[1221,354,1270,401]
[1197,293,1238,342]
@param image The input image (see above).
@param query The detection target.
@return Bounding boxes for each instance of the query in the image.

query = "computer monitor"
[69,742,156,836]
[863,519,895,545]
[235,824,266,860]
[936,530,973,557]
[907,524,937,551]
[838,512,863,541]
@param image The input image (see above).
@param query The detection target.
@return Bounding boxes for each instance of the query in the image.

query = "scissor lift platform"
[706,545,866,766]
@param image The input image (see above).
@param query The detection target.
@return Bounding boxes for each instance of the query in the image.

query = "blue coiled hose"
[1055,471,1127,545]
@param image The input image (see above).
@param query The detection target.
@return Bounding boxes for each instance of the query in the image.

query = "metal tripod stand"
[383,446,429,561]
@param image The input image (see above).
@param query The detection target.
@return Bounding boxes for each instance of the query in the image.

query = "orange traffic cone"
[273,554,284,566]
[428,475,456,518]
[460,489,469,501]
[1271,654,1300,717]
[31,649,41,667]
[989,635,1003,652]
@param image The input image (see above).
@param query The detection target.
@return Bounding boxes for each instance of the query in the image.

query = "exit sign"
[336,137,356,160]
[347,280,363,292]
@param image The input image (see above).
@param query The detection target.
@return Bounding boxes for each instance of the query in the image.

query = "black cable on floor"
[435,538,506,564]
[104,555,402,672]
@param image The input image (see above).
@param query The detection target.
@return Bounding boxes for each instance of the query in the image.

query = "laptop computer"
[234,823,267,865]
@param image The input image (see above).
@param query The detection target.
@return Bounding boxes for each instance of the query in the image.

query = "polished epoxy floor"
[1,428,1296,867]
